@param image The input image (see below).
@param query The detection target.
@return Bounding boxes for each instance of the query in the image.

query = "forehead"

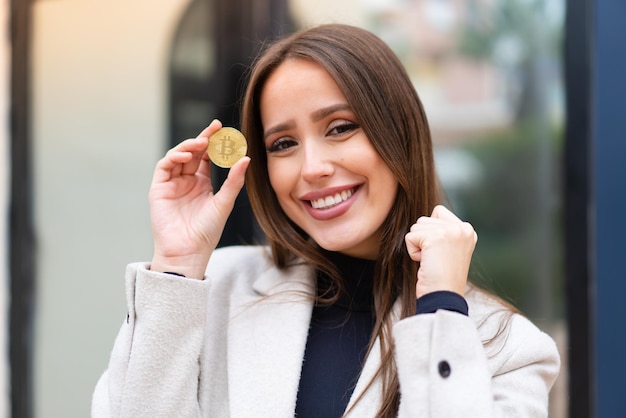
[263,59,335,90]
[259,59,348,114]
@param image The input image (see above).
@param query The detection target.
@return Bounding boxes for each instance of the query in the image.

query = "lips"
[310,188,355,209]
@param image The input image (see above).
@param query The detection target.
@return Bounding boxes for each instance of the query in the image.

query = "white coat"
[92,245,560,417]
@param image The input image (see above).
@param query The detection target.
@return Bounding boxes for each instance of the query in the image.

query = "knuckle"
[461,221,475,236]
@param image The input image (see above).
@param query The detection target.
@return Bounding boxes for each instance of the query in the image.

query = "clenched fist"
[405,205,477,299]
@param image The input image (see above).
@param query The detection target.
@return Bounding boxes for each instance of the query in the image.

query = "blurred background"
[3,0,624,417]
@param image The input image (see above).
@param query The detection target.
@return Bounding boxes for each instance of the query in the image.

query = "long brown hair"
[242,24,440,417]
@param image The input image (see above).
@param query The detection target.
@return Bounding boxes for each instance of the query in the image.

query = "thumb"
[430,205,461,222]
[212,157,250,215]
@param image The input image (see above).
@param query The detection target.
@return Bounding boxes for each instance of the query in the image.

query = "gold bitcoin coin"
[207,127,248,168]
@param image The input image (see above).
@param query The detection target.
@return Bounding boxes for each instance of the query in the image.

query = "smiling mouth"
[309,187,356,210]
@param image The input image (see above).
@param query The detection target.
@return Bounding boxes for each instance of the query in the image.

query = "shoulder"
[205,245,315,301]
[466,286,560,378]
[206,245,274,279]
[465,286,513,332]
[200,245,276,300]
[208,245,273,268]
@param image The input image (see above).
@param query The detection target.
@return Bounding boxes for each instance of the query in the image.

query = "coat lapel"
[226,262,403,418]
[227,263,315,417]
[345,299,402,417]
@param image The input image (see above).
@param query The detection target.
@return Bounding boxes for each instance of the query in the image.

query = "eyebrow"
[263,121,295,141]
[311,103,353,122]
[263,103,354,141]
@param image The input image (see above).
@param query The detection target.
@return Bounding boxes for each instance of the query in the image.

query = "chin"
[314,239,353,253]
[314,239,377,260]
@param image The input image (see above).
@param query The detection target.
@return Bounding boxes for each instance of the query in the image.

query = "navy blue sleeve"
[415,291,468,316]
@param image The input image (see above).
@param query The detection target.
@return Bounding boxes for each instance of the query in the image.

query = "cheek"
[267,163,280,193]
[366,153,399,198]
[267,160,291,201]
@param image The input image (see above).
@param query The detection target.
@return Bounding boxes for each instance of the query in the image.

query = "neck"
[316,249,376,311]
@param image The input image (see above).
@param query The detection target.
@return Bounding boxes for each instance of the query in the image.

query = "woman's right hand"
[148,119,250,279]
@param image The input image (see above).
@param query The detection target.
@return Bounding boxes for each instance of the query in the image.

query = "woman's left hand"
[404,205,478,299]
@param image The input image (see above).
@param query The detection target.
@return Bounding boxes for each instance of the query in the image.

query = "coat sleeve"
[393,309,560,418]
[91,263,211,418]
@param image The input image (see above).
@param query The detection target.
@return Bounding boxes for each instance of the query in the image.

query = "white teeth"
[310,189,354,210]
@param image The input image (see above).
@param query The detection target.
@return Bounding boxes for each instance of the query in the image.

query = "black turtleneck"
[294,251,469,417]
[295,251,376,418]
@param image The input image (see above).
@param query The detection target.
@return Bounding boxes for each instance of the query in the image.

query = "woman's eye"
[267,137,297,153]
[328,122,359,136]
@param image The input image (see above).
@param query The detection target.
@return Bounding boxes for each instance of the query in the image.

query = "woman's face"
[259,59,398,259]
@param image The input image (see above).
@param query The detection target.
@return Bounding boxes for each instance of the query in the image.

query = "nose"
[301,139,334,183]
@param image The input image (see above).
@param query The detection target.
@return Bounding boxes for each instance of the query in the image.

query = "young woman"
[92,24,560,417]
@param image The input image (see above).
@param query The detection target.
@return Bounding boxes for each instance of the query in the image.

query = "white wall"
[31,1,190,416]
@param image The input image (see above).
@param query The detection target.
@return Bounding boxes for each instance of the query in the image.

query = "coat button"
[438,360,451,378]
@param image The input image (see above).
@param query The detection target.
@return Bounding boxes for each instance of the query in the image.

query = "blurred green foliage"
[450,0,564,323]
[457,121,564,321]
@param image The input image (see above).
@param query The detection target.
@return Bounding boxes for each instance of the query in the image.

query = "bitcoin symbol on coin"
[207,127,248,168]
[218,135,236,159]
